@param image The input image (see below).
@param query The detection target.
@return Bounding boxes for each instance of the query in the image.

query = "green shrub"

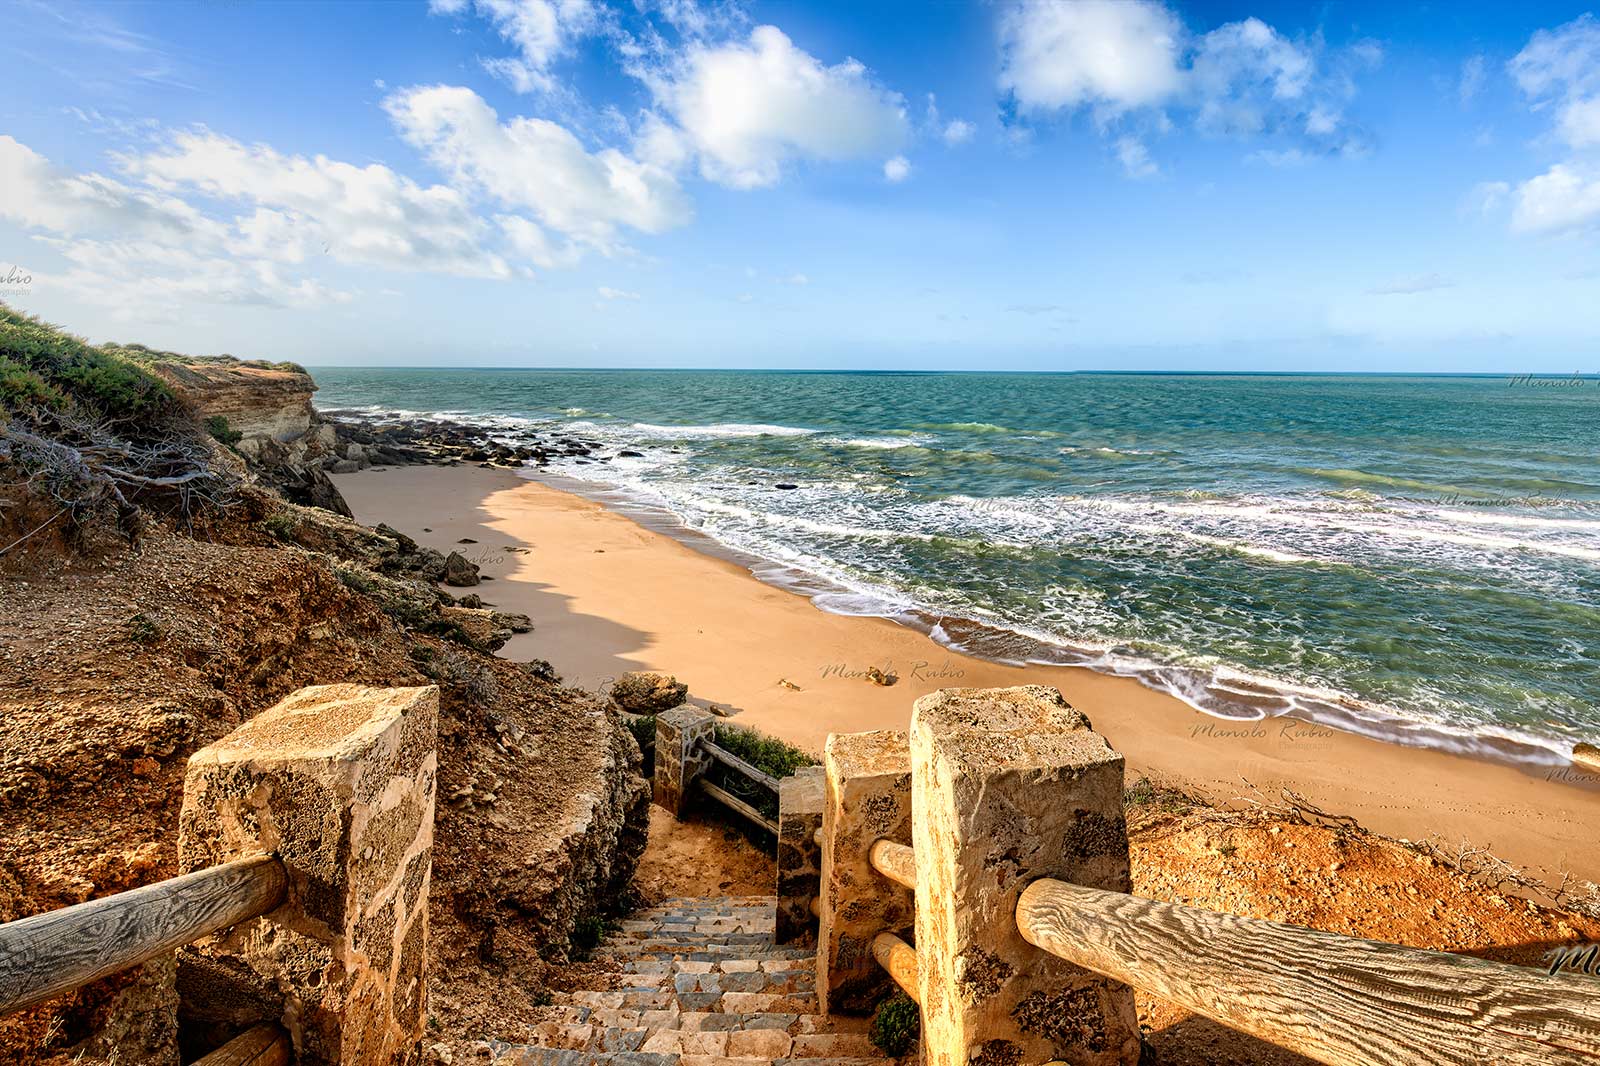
[624,712,657,774]
[571,914,609,959]
[263,512,301,541]
[126,613,162,645]
[0,305,177,424]
[712,723,818,780]
[206,415,243,445]
[869,992,919,1056]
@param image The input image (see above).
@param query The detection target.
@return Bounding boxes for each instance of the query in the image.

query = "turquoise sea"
[310,369,1600,766]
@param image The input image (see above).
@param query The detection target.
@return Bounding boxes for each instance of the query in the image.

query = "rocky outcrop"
[149,358,351,516]
[609,671,689,714]
[444,551,480,587]
[148,359,315,442]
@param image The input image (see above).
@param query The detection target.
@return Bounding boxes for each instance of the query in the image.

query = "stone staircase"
[491,896,890,1066]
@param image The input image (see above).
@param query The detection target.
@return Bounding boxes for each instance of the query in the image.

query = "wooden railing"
[847,818,1600,1066]
[192,1023,291,1066]
[791,688,1600,1066]
[1016,877,1600,1066]
[0,854,287,1018]
[696,739,780,834]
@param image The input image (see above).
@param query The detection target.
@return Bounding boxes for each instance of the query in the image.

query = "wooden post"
[1017,878,1600,1066]
[911,685,1140,1066]
[776,766,824,944]
[818,730,914,1015]
[179,684,438,1066]
[653,705,715,816]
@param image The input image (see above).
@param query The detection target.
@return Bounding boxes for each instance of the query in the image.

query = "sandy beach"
[334,464,1600,885]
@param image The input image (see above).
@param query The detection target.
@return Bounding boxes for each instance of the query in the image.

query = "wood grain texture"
[1016,878,1600,1066]
[699,779,780,835]
[868,839,916,891]
[872,931,921,1003]
[0,854,287,1017]
[703,742,781,793]
[192,1024,290,1066]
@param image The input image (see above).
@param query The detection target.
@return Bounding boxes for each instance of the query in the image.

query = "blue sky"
[1,0,1598,371]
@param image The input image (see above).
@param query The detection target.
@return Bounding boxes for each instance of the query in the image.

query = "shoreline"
[332,463,1600,885]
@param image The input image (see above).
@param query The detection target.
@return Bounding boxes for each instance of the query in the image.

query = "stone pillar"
[817,730,914,1015]
[911,685,1140,1066]
[775,765,824,944]
[178,684,438,1066]
[652,704,714,815]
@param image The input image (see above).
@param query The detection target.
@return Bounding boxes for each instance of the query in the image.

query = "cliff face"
[147,359,351,515]
[148,360,316,442]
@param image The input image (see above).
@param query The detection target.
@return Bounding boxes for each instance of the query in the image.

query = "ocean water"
[311,368,1600,766]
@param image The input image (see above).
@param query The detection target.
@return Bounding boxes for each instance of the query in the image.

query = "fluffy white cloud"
[596,285,640,299]
[0,135,361,317]
[942,119,976,146]
[1510,14,1600,152]
[385,85,692,251]
[999,0,1181,114]
[654,25,908,189]
[1497,17,1600,237]
[1190,17,1313,137]
[1116,137,1158,178]
[122,129,516,277]
[995,1,1376,174]
[1511,163,1600,234]
[430,0,604,93]
[883,155,911,183]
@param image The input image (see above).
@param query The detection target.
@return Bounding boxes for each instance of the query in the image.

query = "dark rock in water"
[526,658,560,683]
[444,550,480,587]
[619,450,644,458]
[456,593,484,608]
[609,671,689,714]
[775,483,799,490]
[457,538,478,544]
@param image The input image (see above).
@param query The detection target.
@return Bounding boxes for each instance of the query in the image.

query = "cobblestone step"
[498,895,887,1066]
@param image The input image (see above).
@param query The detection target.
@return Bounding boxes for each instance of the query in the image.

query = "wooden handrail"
[1016,878,1600,1066]
[0,854,287,1017]
[868,839,915,890]
[871,931,920,1004]
[699,779,780,835]
[702,741,781,793]
[193,1024,290,1066]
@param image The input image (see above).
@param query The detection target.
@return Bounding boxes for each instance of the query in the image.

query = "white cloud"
[1510,15,1600,151]
[431,0,604,93]
[1115,137,1158,178]
[995,1,1377,175]
[942,119,976,146]
[385,84,691,252]
[1559,96,1600,149]
[883,155,911,182]
[784,272,809,285]
[1458,54,1486,104]
[1511,163,1600,234]
[655,25,909,188]
[998,0,1182,114]
[597,285,640,299]
[0,135,362,318]
[1497,17,1600,237]
[122,129,517,277]
[1368,273,1454,295]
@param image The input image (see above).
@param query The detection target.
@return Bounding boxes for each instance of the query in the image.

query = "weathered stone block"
[652,705,714,815]
[776,766,824,944]
[911,685,1139,1066]
[817,730,913,1015]
[178,684,438,1066]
